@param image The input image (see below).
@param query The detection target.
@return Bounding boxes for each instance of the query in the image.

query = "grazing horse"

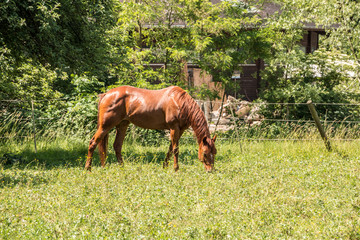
[85,86,217,172]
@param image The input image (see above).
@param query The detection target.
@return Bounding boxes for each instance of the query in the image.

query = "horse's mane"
[171,87,210,144]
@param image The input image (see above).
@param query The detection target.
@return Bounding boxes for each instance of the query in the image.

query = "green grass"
[1,137,360,239]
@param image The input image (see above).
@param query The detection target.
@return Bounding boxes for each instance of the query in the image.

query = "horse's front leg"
[170,128,180,171]
[169,127,185,172]
[164,142,173,168]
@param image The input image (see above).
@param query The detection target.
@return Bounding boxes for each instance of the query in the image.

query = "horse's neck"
[175,89,211,144]
[189,111,210,145]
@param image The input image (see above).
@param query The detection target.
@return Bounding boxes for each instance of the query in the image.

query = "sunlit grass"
[1,137,360,239]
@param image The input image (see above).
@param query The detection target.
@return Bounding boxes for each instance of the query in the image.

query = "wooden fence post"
[31,100,37,154]
[307,100,331,151]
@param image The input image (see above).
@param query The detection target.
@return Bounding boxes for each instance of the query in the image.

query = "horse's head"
[199,135,217,172]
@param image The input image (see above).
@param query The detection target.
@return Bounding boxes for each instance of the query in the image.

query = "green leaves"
[1,59,62,102]
[111,0,270,94]
[71,75,104,96]
[257,0,360,121]
[0,0,117,78]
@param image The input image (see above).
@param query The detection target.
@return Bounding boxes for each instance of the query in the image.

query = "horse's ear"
[212,135,217,142]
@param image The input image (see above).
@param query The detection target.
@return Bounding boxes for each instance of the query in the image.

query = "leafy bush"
[0,58,63,102]
[259,46,359,121]
[71,74,104,95]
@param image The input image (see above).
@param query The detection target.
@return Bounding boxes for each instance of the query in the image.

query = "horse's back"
[99,86,184,130]
[106,85,179,98]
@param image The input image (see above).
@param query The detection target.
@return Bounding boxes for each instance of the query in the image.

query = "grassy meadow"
[1,135,360,239]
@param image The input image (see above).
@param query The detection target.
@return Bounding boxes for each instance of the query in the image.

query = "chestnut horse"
[85,85,217,172]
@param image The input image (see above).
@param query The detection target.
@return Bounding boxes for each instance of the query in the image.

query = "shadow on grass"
[0,136,227,188]
[1,147,88,170]
[0,144,228,188]
[1,143,215,170]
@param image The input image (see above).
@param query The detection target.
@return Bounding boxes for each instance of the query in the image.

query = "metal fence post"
[31,100,37,153]
[228,102,241,138]
[307,100,331,151]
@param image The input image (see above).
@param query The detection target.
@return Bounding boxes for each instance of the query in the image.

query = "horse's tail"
[97,93,109,161]
[98,132,109,162]
[97,93,106,129]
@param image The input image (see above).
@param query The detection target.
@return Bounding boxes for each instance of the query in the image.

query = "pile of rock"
[210,96,264,130]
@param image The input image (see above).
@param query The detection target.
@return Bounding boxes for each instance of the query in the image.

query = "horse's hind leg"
[85,127,109,171]
[113,121,130,166]
[98,132,109,167]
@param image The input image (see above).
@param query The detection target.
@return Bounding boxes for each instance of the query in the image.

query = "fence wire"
[1,98,360,142]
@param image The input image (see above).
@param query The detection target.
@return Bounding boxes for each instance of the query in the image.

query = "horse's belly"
[128,112,169,130]
[124,93,177,130]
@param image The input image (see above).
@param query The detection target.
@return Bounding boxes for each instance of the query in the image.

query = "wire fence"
[1,98,360,152]
[199,100,360,106]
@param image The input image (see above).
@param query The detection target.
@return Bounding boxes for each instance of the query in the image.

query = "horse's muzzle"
[204,164,215,172]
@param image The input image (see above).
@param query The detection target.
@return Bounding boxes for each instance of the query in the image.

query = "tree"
[0,0,120,102]
[0,0,117,75]
[311,0,360,91]
[258,0,360,120]
[109,0,273,93]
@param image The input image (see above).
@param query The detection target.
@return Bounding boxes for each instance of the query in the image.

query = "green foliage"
[186,0,272,90]
[108,0,273,94]
[192,84,221,101]
[1,0,360,147]
[71,74,104,95]
[12,60,62,101]
[48,95,98,137]
[257,0,360,120]
[108,0,192,87]
[259,48,358,120]
[0,46,16,101]
[302,0,360,72]
[0,48,63,102]
[0,0,118,78]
